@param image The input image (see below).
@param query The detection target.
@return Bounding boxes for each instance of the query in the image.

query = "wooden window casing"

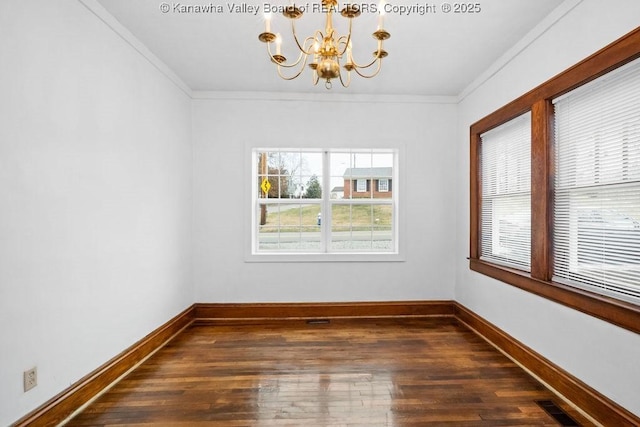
[469,27,640,334]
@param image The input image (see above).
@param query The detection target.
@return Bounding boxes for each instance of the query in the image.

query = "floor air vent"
[306,319,330,325]
[535,400,580,426]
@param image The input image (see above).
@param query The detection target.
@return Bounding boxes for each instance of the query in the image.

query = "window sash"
[329,201,394,252]
[480,112,532,270]
[552,57,640,303]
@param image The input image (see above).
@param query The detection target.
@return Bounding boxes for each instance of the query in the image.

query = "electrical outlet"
[24,367,37,392]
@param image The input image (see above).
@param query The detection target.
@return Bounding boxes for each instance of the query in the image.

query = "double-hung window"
[553,58,640,303]
[469,27,640,333]
[480,112,531,270]
[252,148,398,258]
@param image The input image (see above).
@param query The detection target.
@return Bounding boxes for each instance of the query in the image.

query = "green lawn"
[260,204,392,232]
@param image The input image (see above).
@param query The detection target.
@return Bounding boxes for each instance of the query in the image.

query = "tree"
[304,175,322,199]
[266,166,289,198]
[257,154,290,198]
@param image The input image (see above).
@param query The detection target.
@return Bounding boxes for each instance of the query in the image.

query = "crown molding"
[79,0,582,105]
[77,0,456,104]
[78,0,193,98]
[192,90,458,104]
[457,0,583,103]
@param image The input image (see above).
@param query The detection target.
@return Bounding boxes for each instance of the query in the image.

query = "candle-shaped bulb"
[264,12,272,33]
[275,33,282,55]
[377,2,385,29]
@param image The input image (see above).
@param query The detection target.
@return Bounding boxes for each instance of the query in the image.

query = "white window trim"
[244,144,405,263]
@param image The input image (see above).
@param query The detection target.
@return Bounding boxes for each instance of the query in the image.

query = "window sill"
[246,252,405,263]
[469,258,640,334]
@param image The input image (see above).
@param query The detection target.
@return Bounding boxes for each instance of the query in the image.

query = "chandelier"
[258,0,390,89]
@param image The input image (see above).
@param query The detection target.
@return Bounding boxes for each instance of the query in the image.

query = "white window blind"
[553,57,640,304]
[480,112,531,270]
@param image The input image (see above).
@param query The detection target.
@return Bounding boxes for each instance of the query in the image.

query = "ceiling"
[95,0,565,96]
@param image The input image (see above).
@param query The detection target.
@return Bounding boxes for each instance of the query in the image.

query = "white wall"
[193,95,458,302]
[455,0,640,416]
[0,1,193,424]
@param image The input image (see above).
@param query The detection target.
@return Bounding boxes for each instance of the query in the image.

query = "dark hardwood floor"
[65,318,592,426]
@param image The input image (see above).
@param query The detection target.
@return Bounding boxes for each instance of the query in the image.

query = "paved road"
[258,230,393,251]
[258,230,392,243]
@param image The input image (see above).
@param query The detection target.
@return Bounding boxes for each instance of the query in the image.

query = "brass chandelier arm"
[338,69,352,87]
[290,20,323,56]
[349,40,385,69]
[352,57,383,79]
[276,53,311,80]
[266,42,307,68]
[337,35,351,57]
[336,20,353,56]
[303,34,322,56]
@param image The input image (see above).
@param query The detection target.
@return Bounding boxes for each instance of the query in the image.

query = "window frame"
[247,147,404,263]
[469,27,640,334]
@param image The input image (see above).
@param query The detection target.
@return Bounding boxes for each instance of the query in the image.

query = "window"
[480,112,531,270]
[553,58,640,304]
[469,27,640,334]
[255,150,323,252]
[252,148,398,257]
[378,178,389,192]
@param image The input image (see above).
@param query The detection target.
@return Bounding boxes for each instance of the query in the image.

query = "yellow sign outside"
[260,178,271,195]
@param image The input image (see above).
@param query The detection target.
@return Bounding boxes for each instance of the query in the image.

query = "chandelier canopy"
[258,0,390,89]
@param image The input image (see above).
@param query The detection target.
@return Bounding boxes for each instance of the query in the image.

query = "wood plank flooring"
[65,318,592,426]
